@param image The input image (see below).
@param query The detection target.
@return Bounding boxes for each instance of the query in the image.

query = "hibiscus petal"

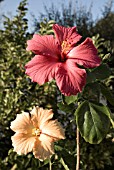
[11,133,35,155]
[33,134,54,161]
[53,24,82,46]
[41,120,65,140]
[68,38,101,68]
[10,112,33,134]
[25,55,59,85]
[31,106,54,128]
[55,60,86,96]
[27,34,59,57]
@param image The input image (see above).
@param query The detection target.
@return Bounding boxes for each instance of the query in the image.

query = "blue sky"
[0,0,114,31]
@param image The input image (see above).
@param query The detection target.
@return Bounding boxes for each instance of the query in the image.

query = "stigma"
[32,128,41,136]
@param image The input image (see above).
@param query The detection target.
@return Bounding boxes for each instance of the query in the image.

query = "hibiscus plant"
[0,0,114,170]
[22,22,114,169]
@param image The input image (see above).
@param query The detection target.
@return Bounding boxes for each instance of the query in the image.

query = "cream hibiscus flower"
[10,106,65,161]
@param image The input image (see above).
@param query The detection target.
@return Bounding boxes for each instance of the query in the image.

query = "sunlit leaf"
[65,95,78,105]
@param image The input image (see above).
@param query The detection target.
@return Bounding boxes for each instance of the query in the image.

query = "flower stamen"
[61,40,71,55]
[60,40,71,62]
[32,128,41,136]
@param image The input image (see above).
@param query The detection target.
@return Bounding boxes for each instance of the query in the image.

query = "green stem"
[76,127,80,170]
[49,158,52,170]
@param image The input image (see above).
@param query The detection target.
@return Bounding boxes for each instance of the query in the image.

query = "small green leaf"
[57,102,75,113]
[102,53,111,61]
[100,83,114,106]
[65,95,78,105]
[54,145,63,152]
[43,159,50,166]
[75,101,110,144]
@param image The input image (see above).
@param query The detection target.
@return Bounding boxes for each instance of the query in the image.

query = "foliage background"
[0,0,114,169]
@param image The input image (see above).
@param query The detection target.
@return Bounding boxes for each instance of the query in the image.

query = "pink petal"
[68,38,101,68]
[10,112,33,134]
[53,24,82,46]
[11,133,35,155]
[27,34,60,57]
[33,134,54,161]
[31,107,54,128]
[25,55,59,85]
[41,120,65,140]
[55,60,86,96]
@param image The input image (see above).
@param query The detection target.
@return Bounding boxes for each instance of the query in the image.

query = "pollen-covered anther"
[32,128,41,136]
[61,40,71,54]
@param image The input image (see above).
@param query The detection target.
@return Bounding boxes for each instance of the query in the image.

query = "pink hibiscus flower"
[10,106,65,161]
[25,24,101,96]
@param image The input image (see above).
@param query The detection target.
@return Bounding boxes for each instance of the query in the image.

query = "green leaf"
[100,83,114,106]
[57,102,75,113]
[86,70,96,83]
[65,95,78,105]
[75,101,110,144]
[86,64,111,83]
[102,53,111,61]
[92,64,111,80]
[82,82,100,102]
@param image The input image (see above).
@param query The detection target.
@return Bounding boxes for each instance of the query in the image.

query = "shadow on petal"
[33,134,54,161]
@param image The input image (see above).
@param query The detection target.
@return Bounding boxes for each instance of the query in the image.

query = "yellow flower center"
[32,128,41,136]
[61,40,71,55]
